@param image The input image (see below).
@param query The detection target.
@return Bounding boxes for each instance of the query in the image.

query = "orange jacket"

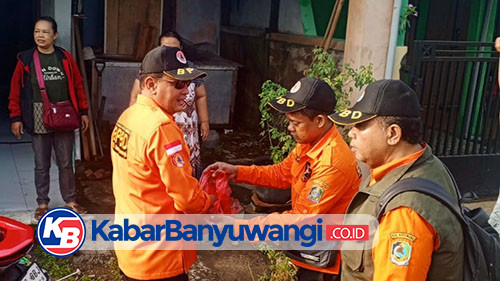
[111,95,211,280]
[369,146,440,281]
[236,125,361,274]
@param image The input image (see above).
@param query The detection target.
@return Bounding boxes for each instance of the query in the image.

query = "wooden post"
[322,0,345,51]
[71,15,89,160]
[321,1,337,49]
[73,15,97,158]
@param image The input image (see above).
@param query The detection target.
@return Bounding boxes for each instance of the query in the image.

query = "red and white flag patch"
[165,140,182,155]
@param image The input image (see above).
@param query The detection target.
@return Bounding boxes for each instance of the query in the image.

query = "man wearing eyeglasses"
[111,46,215,281]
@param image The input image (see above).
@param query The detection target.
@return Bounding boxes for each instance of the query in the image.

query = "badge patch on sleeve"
[111,123,131,159]
[165,140,182,155]
[390,241,412,266]
[307,186,324,203]
[171,153,185,168]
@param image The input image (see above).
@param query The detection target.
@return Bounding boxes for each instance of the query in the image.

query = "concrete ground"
[465,199,497,214]
[0,113,65,224]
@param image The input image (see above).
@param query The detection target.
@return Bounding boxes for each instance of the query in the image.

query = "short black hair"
[36,16,58,33]
[138,73,164,89]
[299,108,330,121]
[158,31,183,47]
[378,116,423,144]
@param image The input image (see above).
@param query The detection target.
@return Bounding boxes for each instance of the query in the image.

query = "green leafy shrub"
[259,47,375,163]
[258,249,297,281]
[258,81,294,163]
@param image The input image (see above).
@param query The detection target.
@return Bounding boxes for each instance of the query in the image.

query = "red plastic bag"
[200,170,243,214]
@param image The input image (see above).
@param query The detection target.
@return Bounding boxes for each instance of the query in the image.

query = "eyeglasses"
[158,78,191,90]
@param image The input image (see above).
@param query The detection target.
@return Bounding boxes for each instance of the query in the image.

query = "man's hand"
[11,122,23,139]
[209,194,217,208]
[81,115,90,133]
[204,162,238,180]
[495,37,500,52]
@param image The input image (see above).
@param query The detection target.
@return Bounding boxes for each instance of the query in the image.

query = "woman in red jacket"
[8,16,89,219]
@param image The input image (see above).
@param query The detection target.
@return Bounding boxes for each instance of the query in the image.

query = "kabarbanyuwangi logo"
[36,208,86,256]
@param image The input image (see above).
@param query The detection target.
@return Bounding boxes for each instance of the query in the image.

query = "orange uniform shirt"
[111,95,210,280]
[370,145,441,281]
[236,125,361,274]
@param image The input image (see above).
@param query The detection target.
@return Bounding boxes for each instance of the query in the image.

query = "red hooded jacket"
[8,46,88,134]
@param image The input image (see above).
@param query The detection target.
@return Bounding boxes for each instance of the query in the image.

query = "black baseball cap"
[140,46,206,81]
[268,77,337,114]
[329,79,421,126]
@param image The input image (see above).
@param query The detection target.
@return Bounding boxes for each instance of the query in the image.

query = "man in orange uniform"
[206,77,361,280]
[111,46,214,281]
[330,79,463,281]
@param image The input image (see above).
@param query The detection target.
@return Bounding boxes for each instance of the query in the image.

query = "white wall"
[41,0,72,52]
[344,0,394,101]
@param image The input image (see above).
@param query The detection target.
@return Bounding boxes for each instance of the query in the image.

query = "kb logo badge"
[36,208,86,256]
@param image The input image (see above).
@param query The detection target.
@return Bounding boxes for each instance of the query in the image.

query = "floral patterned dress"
[174,61,204,178]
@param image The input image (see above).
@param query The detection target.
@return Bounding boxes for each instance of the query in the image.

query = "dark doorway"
[424,0,471,41]
[1,0,39,114]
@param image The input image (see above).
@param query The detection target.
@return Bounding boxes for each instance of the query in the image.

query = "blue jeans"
[31,132,76,205]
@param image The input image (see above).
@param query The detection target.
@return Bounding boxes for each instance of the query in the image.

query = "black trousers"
[296,267,339,281]
[32,132,76,205]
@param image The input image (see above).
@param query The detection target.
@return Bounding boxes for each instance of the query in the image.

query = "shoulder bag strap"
[32,50,51,106]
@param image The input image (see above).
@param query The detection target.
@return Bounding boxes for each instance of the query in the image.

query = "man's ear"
[144,77,157,94]
[315,115,327,128]
[386,124,402,145]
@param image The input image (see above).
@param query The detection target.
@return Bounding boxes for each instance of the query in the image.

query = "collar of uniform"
[300,124,339,160]
[369,143,426,186]
[136,94,174,119]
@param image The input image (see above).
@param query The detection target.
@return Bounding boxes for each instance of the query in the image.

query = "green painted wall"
[458,0,498,136]
[299,0,317,36]
[415,0,430,40]
[397,0,409,46]
[299,0,349,39]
